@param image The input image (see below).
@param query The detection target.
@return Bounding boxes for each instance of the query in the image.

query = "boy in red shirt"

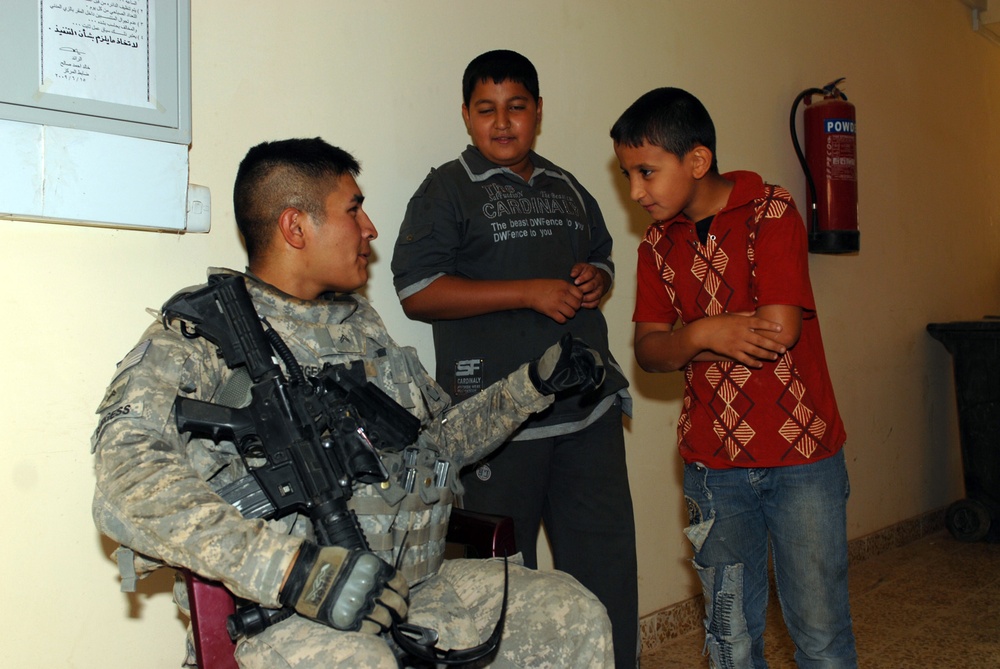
[612,88,857,668]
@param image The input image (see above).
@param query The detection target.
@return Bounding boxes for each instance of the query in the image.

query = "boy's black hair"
[462,49,539,107]
[610,87,719,172]
[233,138,360,262]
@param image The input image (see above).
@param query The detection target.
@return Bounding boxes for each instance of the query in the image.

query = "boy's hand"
[700,312,785,367]
[570,263,610,308]
[528,279,583,323]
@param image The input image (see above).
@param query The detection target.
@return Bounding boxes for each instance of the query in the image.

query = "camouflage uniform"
[92,268,613,668]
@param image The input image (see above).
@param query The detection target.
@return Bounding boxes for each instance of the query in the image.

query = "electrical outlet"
[186,184,211,233]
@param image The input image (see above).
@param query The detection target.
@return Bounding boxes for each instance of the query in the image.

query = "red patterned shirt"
[633,171,846,468]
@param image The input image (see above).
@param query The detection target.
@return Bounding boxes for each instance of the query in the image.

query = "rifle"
[162,274,419,638]
[162,275,507,666]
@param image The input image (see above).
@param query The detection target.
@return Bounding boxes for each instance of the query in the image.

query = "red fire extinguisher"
[790,78,859,254]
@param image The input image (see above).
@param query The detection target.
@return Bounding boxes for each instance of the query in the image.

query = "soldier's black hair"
[462,49,539,107]
[610,87,719,173]
[233,138,361,262]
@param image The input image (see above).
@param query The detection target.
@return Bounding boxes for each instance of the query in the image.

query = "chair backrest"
[445,508,517,559]
[183,508,514,668]
[185,571,239,669]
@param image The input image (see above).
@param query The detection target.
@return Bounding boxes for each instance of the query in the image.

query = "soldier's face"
[307,175,378,293]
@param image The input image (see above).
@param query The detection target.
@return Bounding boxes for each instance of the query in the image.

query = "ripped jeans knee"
[683,463,766,669]
[692,560,753,669]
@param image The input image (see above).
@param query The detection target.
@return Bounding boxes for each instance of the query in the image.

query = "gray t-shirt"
[392,147,630,438]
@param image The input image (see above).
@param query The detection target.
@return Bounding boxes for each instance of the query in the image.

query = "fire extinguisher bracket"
[808,229,859,254]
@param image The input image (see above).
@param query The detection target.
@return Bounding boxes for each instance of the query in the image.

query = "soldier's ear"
[277,207,307,250]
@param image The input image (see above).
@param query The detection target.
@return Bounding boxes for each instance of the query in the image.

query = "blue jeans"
[682,450,857,669]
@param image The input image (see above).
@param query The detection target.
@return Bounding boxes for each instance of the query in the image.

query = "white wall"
[2,1,999,666]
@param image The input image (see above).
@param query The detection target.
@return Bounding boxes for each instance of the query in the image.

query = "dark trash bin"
[927,319,1000,542]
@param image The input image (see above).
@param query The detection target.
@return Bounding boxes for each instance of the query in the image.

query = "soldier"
[91,137,614,668]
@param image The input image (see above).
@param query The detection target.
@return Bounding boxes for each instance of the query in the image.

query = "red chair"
[184,509,516,669]
[185,572,240,669]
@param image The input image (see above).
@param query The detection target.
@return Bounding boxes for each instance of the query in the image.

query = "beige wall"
[3,1,998,666]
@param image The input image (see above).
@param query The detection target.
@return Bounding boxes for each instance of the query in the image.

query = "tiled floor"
[641,530,1000,668]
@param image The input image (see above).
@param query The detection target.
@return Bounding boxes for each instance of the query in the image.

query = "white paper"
[39,0,155,108]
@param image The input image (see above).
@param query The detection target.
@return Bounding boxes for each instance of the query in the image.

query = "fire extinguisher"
[790,78,859,254]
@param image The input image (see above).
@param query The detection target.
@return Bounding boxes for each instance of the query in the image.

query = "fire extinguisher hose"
[789,87,827,236]
[790,78,849,238]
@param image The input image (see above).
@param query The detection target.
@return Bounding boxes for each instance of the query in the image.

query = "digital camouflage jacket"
[92,268,552,606]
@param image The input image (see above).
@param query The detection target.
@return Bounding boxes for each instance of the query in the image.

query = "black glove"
[528,333,605,395]
[279,542,408,633]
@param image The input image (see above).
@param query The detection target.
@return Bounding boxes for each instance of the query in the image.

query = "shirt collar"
[458,145,560,184]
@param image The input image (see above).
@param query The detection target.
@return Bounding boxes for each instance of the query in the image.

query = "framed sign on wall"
[0,1,206,233]
[0,0,191,144]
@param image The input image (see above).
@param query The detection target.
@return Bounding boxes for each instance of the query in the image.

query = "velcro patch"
[97,373,131,414]
[316,325,365,355]
[91,401,144,452]
[115,339,151,379]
